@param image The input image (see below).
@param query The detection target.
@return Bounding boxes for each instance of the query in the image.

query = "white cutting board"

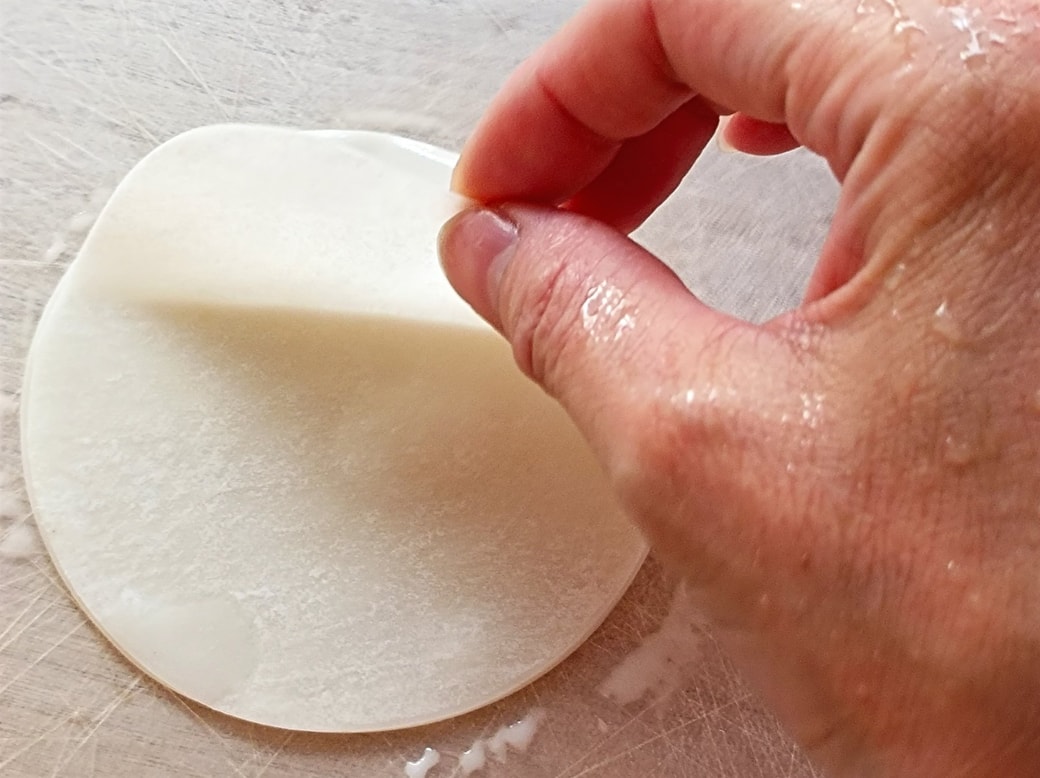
[0,1,837,775]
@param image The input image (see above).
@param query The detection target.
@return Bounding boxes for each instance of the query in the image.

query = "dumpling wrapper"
[20,125,647,733]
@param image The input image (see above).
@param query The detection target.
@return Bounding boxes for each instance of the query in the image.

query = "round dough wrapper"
[21,125,647,732]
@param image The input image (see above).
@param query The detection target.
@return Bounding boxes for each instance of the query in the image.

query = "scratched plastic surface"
[0,2,837,776]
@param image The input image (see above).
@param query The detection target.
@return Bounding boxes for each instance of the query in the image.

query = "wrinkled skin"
[438,0,1040,775]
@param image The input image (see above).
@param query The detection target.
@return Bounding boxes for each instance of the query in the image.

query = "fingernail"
[438,206,518,327]
[716,116,736,154]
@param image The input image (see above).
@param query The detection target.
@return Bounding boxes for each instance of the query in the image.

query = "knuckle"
[619,320,816,513]
[498,235,607,394]
[609,321,753,495]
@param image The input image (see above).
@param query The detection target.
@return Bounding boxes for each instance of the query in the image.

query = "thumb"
[438,204,807,497]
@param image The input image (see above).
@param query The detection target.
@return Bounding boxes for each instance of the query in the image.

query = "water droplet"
[932,300,964,343]
[459,740,487,776]
[581,282,636,344]
[68,709,88,725]
[788,319,824,353]
[404,748,440,778]
[672,388,697,408]
[1032,389,1040,414]
[43,237,66,263]
[600,586,704,708]
[98,591,259,706]
[67,210,97,234]
[798,391,826,429]
[485,709,545,762]
[943,434,976,466]
[881,266,906,293]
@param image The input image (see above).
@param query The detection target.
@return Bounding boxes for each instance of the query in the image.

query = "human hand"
[438,0,1040,775]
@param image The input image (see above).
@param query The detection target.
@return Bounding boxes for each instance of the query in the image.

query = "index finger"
[452,0,872,206]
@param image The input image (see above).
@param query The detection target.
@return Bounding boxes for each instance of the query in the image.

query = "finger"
[721,114,801,157]
[453,0,895,205]
[438,204,796,471]
[450,16,697,205]
[564,97,719,234]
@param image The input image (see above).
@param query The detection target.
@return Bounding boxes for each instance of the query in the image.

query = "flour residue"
[599,584,707,708]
